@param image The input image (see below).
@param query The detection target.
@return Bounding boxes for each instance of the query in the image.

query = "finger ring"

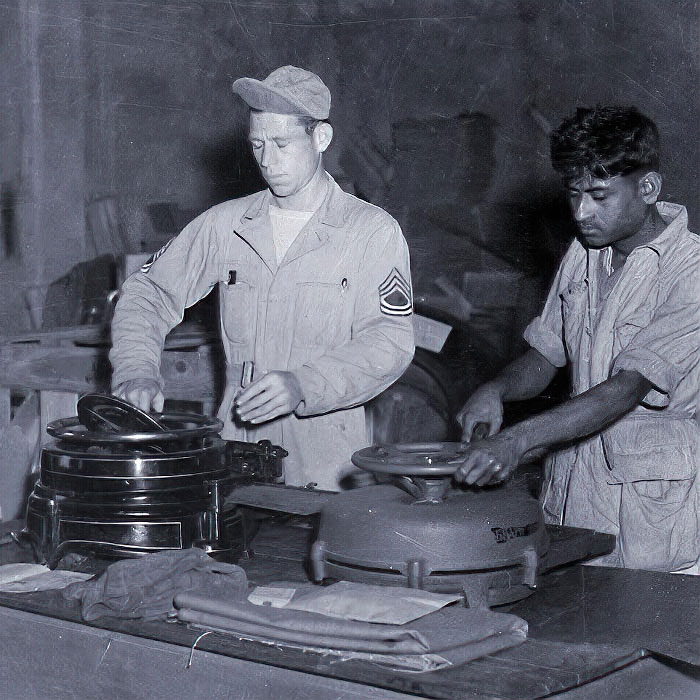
[493,464,502,472]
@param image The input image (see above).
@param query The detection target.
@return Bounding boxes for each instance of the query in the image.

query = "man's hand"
[456,383,505,442]
[234,371,304,424]
[113,379,164,413]
[453,431,527,487]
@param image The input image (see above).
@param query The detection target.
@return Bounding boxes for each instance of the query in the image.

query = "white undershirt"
[269,205,315,264]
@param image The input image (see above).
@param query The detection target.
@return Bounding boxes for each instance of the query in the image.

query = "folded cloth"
[174,592,527,672]
[63,549,247,622]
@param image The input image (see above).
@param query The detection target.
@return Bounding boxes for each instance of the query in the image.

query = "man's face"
[249,111,320,198]
[565,172,648,248]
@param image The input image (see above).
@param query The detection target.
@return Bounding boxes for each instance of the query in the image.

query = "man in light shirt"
[110,65,415,490]
[454,106,699,573]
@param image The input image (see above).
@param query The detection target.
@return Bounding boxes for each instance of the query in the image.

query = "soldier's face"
[249,112,320,199]
[565,172,648,249]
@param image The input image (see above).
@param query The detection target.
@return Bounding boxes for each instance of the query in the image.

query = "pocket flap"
[603,414,697,482]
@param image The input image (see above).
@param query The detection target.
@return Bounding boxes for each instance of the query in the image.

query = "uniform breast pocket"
[612,276,658,352]
[293,282,347,348]
[613,320,646,353]
[219,264,256,346]
[613,303,655,353]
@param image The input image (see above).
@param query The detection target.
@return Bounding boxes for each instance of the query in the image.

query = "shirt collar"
[241,172,348,228]
[640,201,689,257]
[591,201,689,265]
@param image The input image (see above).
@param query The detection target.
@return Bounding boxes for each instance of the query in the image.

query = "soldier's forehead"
[249,112,305,136]
[567,172,620,190]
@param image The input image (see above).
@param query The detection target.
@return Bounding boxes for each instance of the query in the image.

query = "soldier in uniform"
[455,106,700,572]
[110,66,415,491]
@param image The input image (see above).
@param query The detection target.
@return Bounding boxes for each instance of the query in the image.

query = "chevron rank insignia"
[141,238,174,274]
[379,268,412,316]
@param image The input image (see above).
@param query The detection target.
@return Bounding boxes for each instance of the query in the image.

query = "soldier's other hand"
[113,379,165,413]
[234,371,303,424]
[456,383,504,442]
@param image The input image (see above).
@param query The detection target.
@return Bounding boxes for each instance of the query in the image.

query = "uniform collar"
[234,192,276,272]
[315,174,347,228]
[241,189,269,222]
[640,201,689,258]
[587,201,689,268]
[240,172,348,228]
[235,172,348,271]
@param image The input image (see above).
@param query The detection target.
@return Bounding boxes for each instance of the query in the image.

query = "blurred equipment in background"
[367,348,453,444]
[31,254,117,330]
[342,112,564,413]
[85,196,129,259]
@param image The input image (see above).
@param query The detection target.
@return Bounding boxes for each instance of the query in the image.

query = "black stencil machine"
[23,394,286,568]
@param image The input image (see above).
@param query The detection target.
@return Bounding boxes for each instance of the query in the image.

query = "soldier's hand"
[113,379,165,413]
[234,371,303,424]
[453,432,525,487]
[456,383,504,442]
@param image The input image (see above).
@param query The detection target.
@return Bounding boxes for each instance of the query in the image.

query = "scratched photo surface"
[0,0,697,383]
[0,4,699,695]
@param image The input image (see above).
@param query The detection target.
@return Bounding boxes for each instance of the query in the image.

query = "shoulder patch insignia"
[141,238,174,274]
[379,267,413,316]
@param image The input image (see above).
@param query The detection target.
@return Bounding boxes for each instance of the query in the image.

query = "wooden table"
[1,519,698,700]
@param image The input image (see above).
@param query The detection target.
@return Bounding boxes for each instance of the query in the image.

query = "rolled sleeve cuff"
[523,318,567,368]
[292,365,326,416]
[612,348,681,408]
[111,365,164,393]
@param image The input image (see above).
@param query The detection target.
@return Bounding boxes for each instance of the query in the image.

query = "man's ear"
[313,122,333,153]
[639,171,662,204]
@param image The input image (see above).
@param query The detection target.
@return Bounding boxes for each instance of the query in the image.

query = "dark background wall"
[1,0,698,376]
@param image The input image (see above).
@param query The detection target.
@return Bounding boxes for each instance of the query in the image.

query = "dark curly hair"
[550,106,660,181]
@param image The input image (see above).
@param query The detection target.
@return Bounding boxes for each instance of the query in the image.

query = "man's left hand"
[453,432,527,487]
[234,371,304,424]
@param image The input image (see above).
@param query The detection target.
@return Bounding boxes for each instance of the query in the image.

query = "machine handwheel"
[47,394,224,445]
[351,442,468,477]
[77,393,167,433]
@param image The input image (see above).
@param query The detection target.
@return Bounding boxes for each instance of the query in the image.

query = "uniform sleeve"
[294,218,415,416]
[612,265,700,408]
[109,209,221,390]
[523,240,584,369]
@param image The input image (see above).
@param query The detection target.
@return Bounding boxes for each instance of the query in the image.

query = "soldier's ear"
[313,122,333,153]
[639,171,662,204]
